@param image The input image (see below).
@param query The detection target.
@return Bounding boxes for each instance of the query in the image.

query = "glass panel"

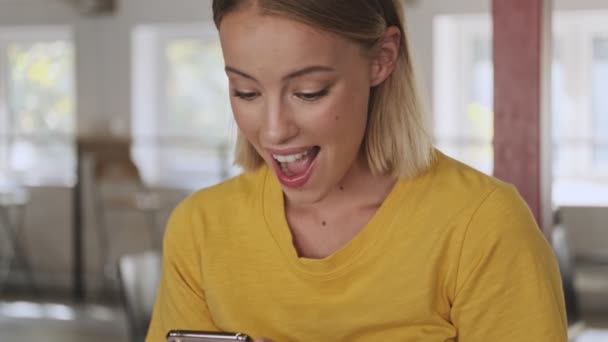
[592,36,608,166]
[164,39,232,142]
[551,37,578,178]
[8,41,74,134]
[160,38,236,188]
[466,36,494,173]
[7,40,75,185]
[0,87,7,172]
[471,37,494,113]
[433,15,493,175]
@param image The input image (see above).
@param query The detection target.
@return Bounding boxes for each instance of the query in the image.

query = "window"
[433,15,493,175]
[0,27,75,186]
[552,12,608,204]
[592,36,608,166]
[132,24,238,189]
[434,12,608,205]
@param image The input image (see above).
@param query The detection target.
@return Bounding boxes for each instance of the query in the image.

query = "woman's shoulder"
[428,150,541,240]
[428,150,514,200]
[409,150,534,233]
[165,166,268,231]
[189,166,267,205]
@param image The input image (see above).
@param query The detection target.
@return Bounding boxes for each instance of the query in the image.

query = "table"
[72,136,133,301]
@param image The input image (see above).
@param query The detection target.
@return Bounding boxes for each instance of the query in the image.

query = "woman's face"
[219,8,375,205]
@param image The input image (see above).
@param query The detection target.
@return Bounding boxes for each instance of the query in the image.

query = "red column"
[492,0,552,230]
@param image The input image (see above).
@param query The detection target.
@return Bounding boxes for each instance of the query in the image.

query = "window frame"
[131,23,237,189]
[433,12,608,205]
[433,14,493,174]
[553,12,608,180]
[584,18,608,172]
[0,25,75,186]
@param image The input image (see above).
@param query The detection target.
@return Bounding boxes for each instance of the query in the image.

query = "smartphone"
[166,330,253,342]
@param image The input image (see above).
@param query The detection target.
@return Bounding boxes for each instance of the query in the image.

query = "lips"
[269,146,320,188]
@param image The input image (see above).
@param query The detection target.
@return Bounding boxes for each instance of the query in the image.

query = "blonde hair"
[213,0,434,178]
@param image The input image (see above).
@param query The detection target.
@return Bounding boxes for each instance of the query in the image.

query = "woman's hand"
[252,338,275,342]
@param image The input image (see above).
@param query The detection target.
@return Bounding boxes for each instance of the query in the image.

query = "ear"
[369,26,401,87]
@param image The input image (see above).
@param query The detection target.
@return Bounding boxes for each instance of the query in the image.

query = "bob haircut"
[213,0,434,178]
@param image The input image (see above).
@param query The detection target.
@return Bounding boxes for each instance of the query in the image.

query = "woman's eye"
[233,90,259,101]
[296,88,329,102]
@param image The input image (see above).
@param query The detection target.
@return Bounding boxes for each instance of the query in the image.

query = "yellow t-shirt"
[147,151,567,342]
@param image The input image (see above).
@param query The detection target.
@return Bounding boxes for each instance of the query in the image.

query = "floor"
[574,315,608,342]
[0,298,607,342]
[577,328,608,342]
[0,299,129,342]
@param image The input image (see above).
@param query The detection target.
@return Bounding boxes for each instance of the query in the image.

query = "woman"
[147,0,567,341]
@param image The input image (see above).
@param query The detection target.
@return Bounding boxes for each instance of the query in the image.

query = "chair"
[552,209,586,341]
[0,174,37,296]
[118,250,162,342]
[90,149,163,294]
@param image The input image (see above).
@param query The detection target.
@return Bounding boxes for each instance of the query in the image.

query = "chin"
[282,185,329,206]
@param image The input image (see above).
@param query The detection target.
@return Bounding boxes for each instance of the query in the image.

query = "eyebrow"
[225,65,336,82]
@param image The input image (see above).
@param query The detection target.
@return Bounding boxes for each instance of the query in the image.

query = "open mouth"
[271,146,320,188]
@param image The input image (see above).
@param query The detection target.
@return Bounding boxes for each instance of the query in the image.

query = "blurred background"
[0,0,606,341]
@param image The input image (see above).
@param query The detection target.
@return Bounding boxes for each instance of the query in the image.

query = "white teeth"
[272,149,310,163]
[280,162,292,176]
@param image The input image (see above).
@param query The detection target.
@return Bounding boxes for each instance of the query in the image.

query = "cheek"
[231,101,259,140]
[314,89,369,139]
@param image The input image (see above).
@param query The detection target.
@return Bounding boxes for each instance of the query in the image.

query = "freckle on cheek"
[335,116,339,121]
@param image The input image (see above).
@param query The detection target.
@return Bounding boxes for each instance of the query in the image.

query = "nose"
[260,98,298,146]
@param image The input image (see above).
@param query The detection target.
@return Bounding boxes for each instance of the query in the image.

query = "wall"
[405,0,608,114]
[0,0,214,296]
[0,0,215,135]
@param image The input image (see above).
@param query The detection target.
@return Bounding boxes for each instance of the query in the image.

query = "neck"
[286,154,397,215]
